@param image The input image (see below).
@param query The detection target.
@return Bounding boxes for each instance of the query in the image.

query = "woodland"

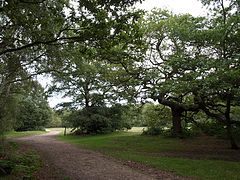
[0,0,240,177]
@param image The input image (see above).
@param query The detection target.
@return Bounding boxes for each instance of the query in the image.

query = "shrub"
[121,105,145,127]
[64,105,131,134]
[47,111,62,128]
[142,103,171,135]
[143,127,163,135]
[0,142,40,179]
[14,97,51,131]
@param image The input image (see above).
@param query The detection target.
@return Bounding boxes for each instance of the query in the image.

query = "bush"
[47,111,62,128]
[121,105,145,127]
[64,105,131,134]
[194,120,226,138]
[14,98,51,131]
[142,103,171,135]
[232,125,240,140]
[198,120,240,139]
[143,127,162,135]
[0,142,40,179]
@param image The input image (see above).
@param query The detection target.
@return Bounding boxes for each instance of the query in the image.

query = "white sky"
[46,0,205,108]
[135,0,206,16]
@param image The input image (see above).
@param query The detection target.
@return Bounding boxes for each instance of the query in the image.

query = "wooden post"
[64,126,67,136]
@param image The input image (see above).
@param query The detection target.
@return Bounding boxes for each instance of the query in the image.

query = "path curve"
[14,130,185,180]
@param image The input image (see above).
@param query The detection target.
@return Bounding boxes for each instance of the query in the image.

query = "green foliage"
[121,105,145,127]
[14,82,52,131]
[134,1,240,143]
[0,0,239,155]
[15,98,50,131]
[64,105,131,134]
[0,0,68,133]
[0,95,19,133]
[5,131,46,139]
[47,111,62,128]
[197,119,224,136]
[0,142,41,178]
[142,103,171,135]
[49,55,113,108]
[196,120,240,140]
[181,110,240,139]
[0,0,142,138]
[190,0,240,130]
[0,80,52,134]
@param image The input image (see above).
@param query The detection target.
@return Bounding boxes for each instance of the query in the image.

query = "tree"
[192,0,240,149]
[137,1,239,148]
[141,103,171,135]
[14,81,52,131]
[0,0,142,132]
[47,110,62,128]
[46,5,146,107]
[0,0,69,133]
[119,9,204,137]
[63,105,131,134]
[49,48,115,108]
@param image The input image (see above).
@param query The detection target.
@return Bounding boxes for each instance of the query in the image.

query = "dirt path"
[14,130,187,180]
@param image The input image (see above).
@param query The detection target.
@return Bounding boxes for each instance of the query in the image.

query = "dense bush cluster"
[141,104,171,135]
[63,105,131,134]
[0,142,40,178]
[141,103,240,139]
[15,98,51,131]
[12,82,52,131]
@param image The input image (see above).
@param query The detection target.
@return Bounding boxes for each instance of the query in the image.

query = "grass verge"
[5,130,46,139]
[58,132,240,180]
[0,142,41,179]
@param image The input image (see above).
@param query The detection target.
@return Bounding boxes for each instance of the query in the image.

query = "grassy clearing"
[46,127,66,131]
[126,127,146,133]
[46,127,72,135]
[4,130,47,139]
[58,131,240,180]
[0,142,41,179]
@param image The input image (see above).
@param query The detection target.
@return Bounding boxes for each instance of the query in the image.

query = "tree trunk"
[225,96,238,150]
[64,126,67,136]
[226,121,239,150]
[171,108,183,138]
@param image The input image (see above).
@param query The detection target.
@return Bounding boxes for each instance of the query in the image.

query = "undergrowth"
[0,141,41,179]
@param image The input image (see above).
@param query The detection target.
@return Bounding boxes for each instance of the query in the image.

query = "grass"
[46,127,72,135]
[0,142,41,179]
[58,130,240,180]
[4,130,47,139]
[113,152,240,179]
[0,129,46,178]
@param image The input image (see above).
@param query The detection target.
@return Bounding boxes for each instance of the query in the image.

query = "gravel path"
[14,130,187,180]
